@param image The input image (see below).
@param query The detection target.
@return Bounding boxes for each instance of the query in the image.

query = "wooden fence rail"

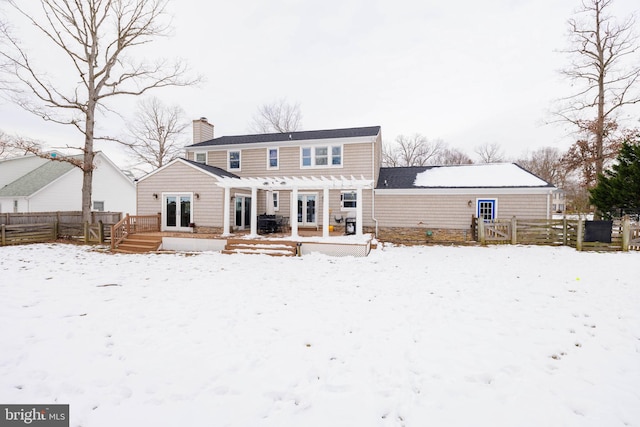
[1,223,57,246]
[1,221,114,246]
[474,216,638,252]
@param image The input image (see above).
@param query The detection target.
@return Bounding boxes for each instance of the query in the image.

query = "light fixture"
[195,193,200,199]
[153,193,158,199]
[467,200,472,207]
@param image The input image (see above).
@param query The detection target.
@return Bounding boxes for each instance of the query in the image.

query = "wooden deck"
[116,228,374,257]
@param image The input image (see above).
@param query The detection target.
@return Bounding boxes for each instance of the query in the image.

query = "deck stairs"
[222,238,298,257]
[113,234,162,253]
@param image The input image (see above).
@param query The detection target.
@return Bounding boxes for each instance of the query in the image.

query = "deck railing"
[110,214,161,250]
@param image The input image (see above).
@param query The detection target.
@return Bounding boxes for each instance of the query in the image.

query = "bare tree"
[434,147,474,165]
[474,142,505,163]
[382,134,444,167]
[250,99,302,133]
[556,0,640,186]
[517,147,568,187]
[0,0,199,221]
[123,97,188,172]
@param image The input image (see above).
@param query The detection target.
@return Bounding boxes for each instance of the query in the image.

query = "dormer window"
[194,152,207,163]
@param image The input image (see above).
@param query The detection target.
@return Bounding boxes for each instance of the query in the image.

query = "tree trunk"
[82,102,96,224]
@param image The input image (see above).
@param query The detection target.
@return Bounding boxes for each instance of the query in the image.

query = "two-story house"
[136,118,556,243]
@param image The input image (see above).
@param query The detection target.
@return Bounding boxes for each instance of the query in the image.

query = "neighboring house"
[0,152,136,215]
[136,119,556,242]
[551,189,566,214]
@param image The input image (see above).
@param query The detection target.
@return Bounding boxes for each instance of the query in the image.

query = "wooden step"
[113,235,162,253]
[223,238,298,257]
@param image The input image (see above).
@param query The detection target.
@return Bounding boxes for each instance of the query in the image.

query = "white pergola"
[214,175,374,238]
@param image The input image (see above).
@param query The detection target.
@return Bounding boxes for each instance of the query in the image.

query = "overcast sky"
[1,0,639,168]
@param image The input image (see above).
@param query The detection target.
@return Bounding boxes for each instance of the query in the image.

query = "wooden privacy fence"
[0,221,111,246]
[0,211,121,225]
[0,211,123,246]
[474,216,638,251]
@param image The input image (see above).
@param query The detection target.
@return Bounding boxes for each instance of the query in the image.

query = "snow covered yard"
[1,243,639,427]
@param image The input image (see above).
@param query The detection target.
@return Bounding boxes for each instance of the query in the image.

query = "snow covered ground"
[1,243,639,427]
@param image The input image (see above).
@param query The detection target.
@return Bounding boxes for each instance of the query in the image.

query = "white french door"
[234,194,252,230]
[163,193,192,231]
[297,193,317,227]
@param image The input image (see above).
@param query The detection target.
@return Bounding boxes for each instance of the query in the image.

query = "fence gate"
[483,220,511,243]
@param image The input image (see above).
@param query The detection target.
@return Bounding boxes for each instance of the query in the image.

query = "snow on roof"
[413,163,550,188]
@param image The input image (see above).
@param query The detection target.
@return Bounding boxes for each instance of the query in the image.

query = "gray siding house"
[136,119,555,243]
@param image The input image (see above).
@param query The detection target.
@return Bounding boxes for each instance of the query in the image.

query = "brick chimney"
[192,117,214,143]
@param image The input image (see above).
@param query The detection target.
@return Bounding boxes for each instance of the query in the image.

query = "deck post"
[478,219,486,245]
[222,187,231,236]
[322,188,330,238]
[622,215,630,252]
[511,216,517,245]
[356,187,363,236]
[290,187,299,238]
[250,187,258,236]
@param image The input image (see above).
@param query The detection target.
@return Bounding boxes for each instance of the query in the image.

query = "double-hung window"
[341,191,357,210]
[228,150,241,170]
[301,145,343,168]
[267,148,279,169]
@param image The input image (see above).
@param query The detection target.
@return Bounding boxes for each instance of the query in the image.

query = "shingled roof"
[377,164,554,189]
[0,160,76,197]
[179,158,240,178]
[187,126,381,148]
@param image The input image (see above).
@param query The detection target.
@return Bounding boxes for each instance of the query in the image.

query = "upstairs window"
[332,146,342,165]
[268,148,279,169]
[93,201,105,212]
[228,150,241,170]
[301,145,343,168]
[195,152,207,163]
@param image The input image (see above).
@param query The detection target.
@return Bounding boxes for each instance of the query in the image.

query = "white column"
[290,187,298,238]
[250,186,258,236]
[266,190,275,215]
[322,187,330,238]
[222,187,231,236]
[356,187,363,236]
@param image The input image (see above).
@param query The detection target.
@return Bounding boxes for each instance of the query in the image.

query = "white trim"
[214,175,373,190]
